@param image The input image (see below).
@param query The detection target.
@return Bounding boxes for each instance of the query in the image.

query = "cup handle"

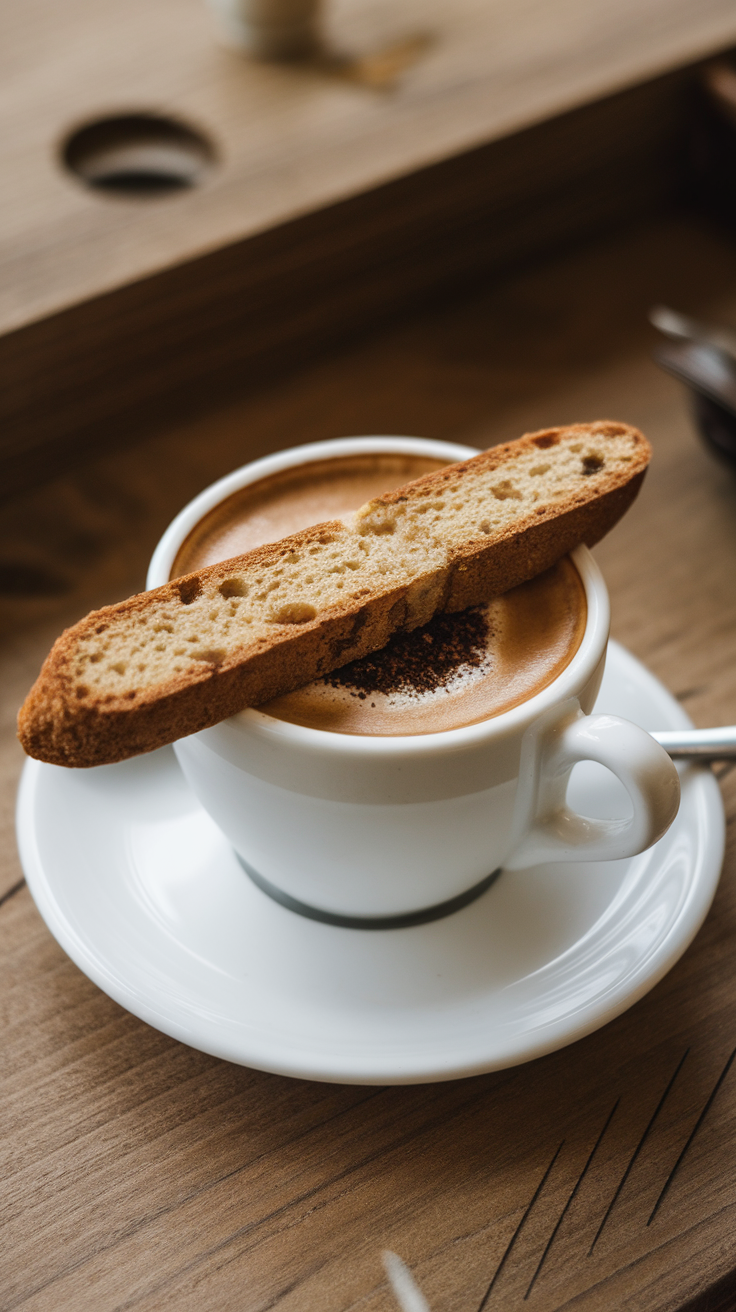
[504,700,681,869]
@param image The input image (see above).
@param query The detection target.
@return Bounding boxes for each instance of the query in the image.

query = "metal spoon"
[383,1252,429,1312]
[653,339,736,416]
[652,728,736,760]
[649,304,736,359]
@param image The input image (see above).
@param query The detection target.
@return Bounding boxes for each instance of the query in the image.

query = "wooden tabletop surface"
[5,211,736,1310]
[4,0,736,337]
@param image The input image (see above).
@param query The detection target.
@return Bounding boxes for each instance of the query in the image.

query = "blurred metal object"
[654,338,736,413]
[652,727,736,760]
[383,1252,430,1312]
[649,304,736,359]
[207,0,320,59]
[651,307,736,466]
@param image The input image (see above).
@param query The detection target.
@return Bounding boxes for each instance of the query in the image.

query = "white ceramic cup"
[148,436,681,927]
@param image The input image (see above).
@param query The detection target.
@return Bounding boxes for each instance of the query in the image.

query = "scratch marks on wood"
[588,1048,689,1255]
[390,1043,736,1309]
[476,1141,564,1310]
[524,1100,619,1299]
[0,878,25,909]
[648,1047,736,1226]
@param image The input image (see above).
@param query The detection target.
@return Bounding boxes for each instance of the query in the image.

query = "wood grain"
[5,212,736,1309]
[2,0,736,335]
[0,65,696,500]
[3,0,736,495]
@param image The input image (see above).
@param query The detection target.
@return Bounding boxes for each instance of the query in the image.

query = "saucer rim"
[17,640,726,1085]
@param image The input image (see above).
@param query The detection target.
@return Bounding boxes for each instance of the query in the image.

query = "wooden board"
[0,68,696,499]
[3,0,736,494]
[3,0,736,334]
[4,211,736,1310]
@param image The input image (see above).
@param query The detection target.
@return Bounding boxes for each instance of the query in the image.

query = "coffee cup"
[147,436,680,928]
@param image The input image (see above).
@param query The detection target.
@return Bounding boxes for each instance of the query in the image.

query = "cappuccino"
[173,452,587,736]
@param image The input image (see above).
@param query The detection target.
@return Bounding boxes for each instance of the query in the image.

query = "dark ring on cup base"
[235,856,502,929]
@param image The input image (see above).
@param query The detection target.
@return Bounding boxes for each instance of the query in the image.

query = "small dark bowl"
[654,340,736,469]
[691,392,736,467]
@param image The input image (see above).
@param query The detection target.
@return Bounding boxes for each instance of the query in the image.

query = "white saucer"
[17,641,725,1085]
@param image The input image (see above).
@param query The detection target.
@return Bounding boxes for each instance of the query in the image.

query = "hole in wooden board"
[61,114,216,195]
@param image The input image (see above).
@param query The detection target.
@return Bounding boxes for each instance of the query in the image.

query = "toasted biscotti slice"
[18,421,650,767]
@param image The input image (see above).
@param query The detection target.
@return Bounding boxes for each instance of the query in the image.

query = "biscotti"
[18,421,650,767]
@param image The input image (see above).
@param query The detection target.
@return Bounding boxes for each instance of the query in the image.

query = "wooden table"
[4,210,736,1311]
[4,0,736,496]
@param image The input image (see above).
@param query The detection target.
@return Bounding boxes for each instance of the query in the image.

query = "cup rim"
[148,435,609,758]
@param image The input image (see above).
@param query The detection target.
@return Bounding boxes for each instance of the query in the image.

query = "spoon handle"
[649,304,736,359]
[651,728,736,759]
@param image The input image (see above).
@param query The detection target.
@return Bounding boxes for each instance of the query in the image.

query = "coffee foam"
[263,561,586,734]
[173,451,587,736]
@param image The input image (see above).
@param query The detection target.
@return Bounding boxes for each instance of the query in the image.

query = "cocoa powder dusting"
[323,607,491,700]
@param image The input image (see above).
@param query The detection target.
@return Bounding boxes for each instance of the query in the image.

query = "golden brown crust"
[17,422,650,767]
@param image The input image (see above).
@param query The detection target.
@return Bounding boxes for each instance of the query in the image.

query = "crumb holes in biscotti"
[530,463,550,477]
[177,577,202,605]
[533,433,560,449]
[582,453,604,475]
[492,481,523,501]
[479,520,491,534]
[218,577,248,599]
[269,602,317,624]
[111,661,127,675]
[75,685,89,699]
[193,648,226,665]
